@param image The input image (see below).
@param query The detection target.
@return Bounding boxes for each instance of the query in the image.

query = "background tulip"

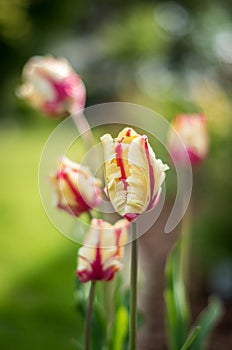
[168,114,208,166]
[77,218,129,283]
[17,55,86,117]
[50,157,102,216]
[101,127,169,222]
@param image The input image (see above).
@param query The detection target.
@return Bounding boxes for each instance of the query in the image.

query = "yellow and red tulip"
[77,218,129,283]
[168,114,208,166]
[50,157,102,217]
[17,55,86,117]
[101,127,169,222]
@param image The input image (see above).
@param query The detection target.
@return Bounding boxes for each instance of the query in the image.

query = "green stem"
[72,112,95,150]
[180,203,192,284]
[103,280,115,349]
[130,222,138,350]
[179,202,192,336]
[85,281,96,350]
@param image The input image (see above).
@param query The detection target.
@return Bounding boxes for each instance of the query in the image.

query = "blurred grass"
[0,126,82,349]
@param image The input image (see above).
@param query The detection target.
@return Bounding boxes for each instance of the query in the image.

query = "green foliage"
[113,306,129,350]
[180,327,200,350]
[0,127,83,350]
[100,4,169,60]
[165,240,223,350]
[103,277,131,350]
[74,274,132,350]
[190,297,223,350]
[164,241,191,350]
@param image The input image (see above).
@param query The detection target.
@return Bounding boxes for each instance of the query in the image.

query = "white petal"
[126,137,150,214]
[100,134,115,162]
[103,257,121,271]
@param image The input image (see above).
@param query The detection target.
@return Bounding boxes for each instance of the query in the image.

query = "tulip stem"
[180,202,192,283]
[85,281,96,350]
[72,112,95,150]
[130,222,138,350]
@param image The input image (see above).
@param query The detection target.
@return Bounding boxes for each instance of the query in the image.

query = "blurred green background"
[1,0,232,349]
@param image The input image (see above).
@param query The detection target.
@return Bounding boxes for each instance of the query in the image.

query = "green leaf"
[91,302,106,350]
[164,241,191,350]
[113,306,129,350]
[179,326,200,350]
[190,297,223,350]
[74,281,107,350]
[164,289,179,350]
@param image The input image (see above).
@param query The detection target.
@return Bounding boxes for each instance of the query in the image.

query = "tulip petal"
[168,114,208,166]
[77,219,129,283]
[50,156,102,216]
[18,55,86,117]
[101,128,169,220]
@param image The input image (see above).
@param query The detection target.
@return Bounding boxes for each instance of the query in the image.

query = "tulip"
[77,218,129,282]
[168,114,208,165]
[101,127,169,222]
[50,157,102,216]
[17,55,86,117]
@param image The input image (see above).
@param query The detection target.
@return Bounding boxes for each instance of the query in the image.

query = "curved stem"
[85,281,96,350]
[71,112,95,150]
[130,222,138,350]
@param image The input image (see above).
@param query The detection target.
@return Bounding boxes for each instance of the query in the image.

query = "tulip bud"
[17,55,86,117]
[50,157,102,217]
[77,218,129,283]
[168,114,208,166]
[101,128,169,222]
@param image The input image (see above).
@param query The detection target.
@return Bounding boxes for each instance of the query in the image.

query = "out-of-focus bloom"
[17,55,86,117]
[168,114,208,165]
[50,157,102,216]
[77,218,129,283]
[101,127,169,222]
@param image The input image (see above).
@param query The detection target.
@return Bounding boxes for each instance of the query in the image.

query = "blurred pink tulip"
[17,55,86,117]
[168,114,208,166]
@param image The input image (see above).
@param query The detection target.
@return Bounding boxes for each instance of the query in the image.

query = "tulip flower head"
[101,128,169,222]
[17,55,86,117]
[168,114,208,166]
[77,218,129,282]
[50,157,102,217]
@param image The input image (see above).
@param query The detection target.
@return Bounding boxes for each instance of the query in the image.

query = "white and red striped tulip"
[77,218,129,283]
[101,128,169,222]
[50,157,102,217]
[17,55,86,117]
[168,114,208,166]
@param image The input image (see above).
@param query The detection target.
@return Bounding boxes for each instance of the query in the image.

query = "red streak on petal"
[77,270,89,283]
[80,221,119,282]
[115,228,122,255]
[115,228,122,246]
[124,213,138,222]
[188,149,202,165]
[142,136,156,210]
[58,171,91,215]
[39,71,85,116]
[170,147,202,166]
[77,221,125,283]
[115,142,127,180]
[115,141,128,193]
[125,128,131,136]
[89,220,106,281]
[91,246,102,278]
[51,80,69,100]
